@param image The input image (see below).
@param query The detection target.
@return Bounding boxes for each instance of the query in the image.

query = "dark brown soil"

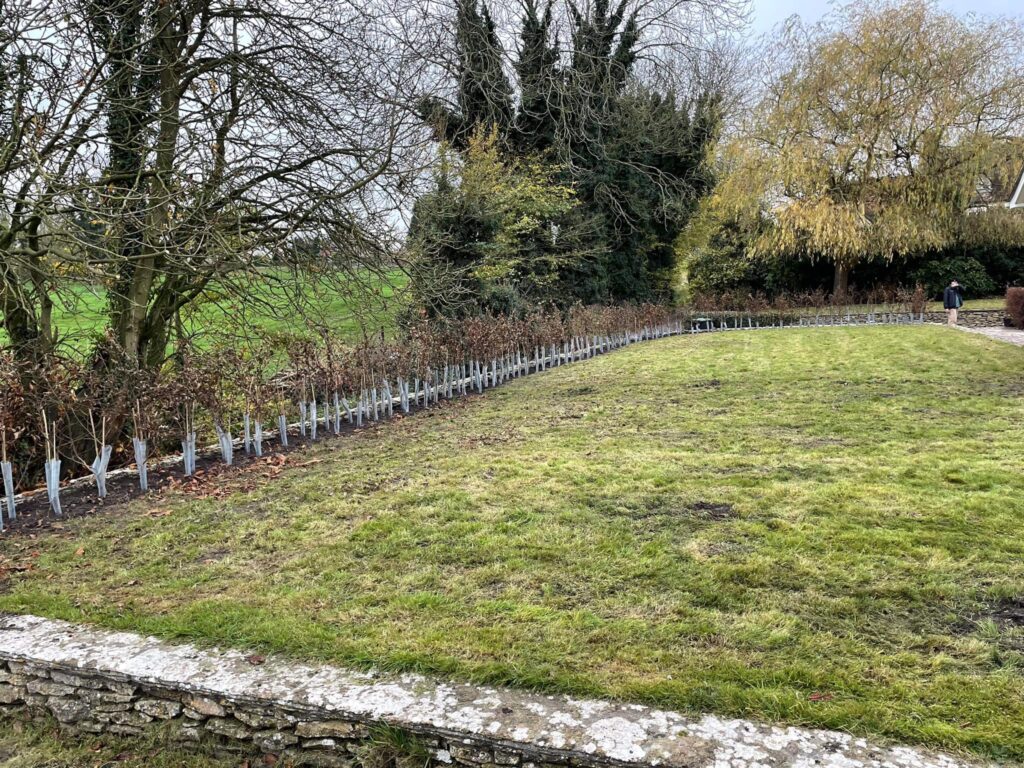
[565,385,597,396]
[686,501,737,520]
[986,597,1024,628]
[0,405,420,538]
[952,597,1024,650]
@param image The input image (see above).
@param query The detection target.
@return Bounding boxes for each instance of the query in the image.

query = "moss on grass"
[2,326,1023,758]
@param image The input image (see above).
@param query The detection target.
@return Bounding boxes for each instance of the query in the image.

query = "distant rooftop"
[1009,164,1024,208]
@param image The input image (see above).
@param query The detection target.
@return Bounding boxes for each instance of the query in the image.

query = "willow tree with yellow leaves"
[713,0,1024,294]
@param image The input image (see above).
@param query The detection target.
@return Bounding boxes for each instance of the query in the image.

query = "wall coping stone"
[0,614,992,768]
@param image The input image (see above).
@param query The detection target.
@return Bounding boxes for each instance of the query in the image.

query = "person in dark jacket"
[943,280,963,325]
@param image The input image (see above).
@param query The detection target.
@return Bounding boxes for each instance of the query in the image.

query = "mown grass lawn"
[2,326,1023,758]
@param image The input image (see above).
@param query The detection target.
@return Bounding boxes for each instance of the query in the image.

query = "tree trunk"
[833,263,850,297]
[108,1,182,367]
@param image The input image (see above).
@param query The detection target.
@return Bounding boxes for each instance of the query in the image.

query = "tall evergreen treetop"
[413,0,721,306]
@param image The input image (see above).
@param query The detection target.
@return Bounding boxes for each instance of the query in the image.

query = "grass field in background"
[2,326,1023,758]
[0,268,409,351]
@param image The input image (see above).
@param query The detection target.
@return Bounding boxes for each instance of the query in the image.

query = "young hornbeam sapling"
[172,351,205,477]
[42,411,62,517]
[201,350,238,466]
[242,348,271,458]
[88,412,113,499]
[0,430,13,529]
[273,376,290,448]
[131,401,149,492]
[309,384,319,441]
[181,402,197,476]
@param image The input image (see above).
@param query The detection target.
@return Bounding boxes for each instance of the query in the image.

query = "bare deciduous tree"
[1,0,427,369]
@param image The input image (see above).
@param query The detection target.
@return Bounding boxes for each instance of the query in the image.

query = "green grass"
[0,716,235,767]
[925,299,1003,313]
[2,326,1024,758]
[929,297,1004,311]
[0,268,408,351]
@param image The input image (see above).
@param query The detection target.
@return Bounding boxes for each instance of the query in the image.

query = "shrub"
[909,255,997,299]
[1007,288,1024,329]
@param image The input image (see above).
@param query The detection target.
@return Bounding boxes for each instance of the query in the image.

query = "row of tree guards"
[0,294,929,530]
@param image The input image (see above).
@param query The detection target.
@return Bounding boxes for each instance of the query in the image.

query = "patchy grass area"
[0,716,234,767]
[2,326,1023,759]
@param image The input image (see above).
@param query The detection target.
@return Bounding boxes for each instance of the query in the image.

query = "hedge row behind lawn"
[1006,287,1024,329]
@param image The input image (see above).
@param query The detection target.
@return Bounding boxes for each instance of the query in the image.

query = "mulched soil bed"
[0,409,417,538]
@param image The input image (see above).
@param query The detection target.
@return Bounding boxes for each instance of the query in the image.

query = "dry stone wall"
[0,614,990,768]
[923,310,1006,327]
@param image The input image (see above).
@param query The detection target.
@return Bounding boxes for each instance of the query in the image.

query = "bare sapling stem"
[132,400,149,492]
[42,411,62,517]
[1,429,14,524]
[89,414,113,499]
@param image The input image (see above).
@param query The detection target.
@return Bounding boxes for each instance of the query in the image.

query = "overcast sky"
[751,0,1022,32]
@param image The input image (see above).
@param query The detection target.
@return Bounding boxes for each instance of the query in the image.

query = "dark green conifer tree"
[413,0,720,308]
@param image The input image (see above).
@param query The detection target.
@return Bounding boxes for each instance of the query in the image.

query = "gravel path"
[950,325,1024,346]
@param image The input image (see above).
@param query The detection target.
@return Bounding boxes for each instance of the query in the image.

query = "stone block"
[187,695,227,717]
[51,670,105,689]
[26,679,77,697]
[84,689,135,705]
[103,680,138,697]
[451,744,494,765]
[92,701,133,714]
[295,720,363,738]
[254,730,300,752]
[205,717,252,740]
[47,697,90,724]
[7,661,50,677]
[0,685,24,705]
[302,739,338,749]
[101,709,153,727]
[235,708,292,729]
[139,684,186,700]
[134,698,183,719]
